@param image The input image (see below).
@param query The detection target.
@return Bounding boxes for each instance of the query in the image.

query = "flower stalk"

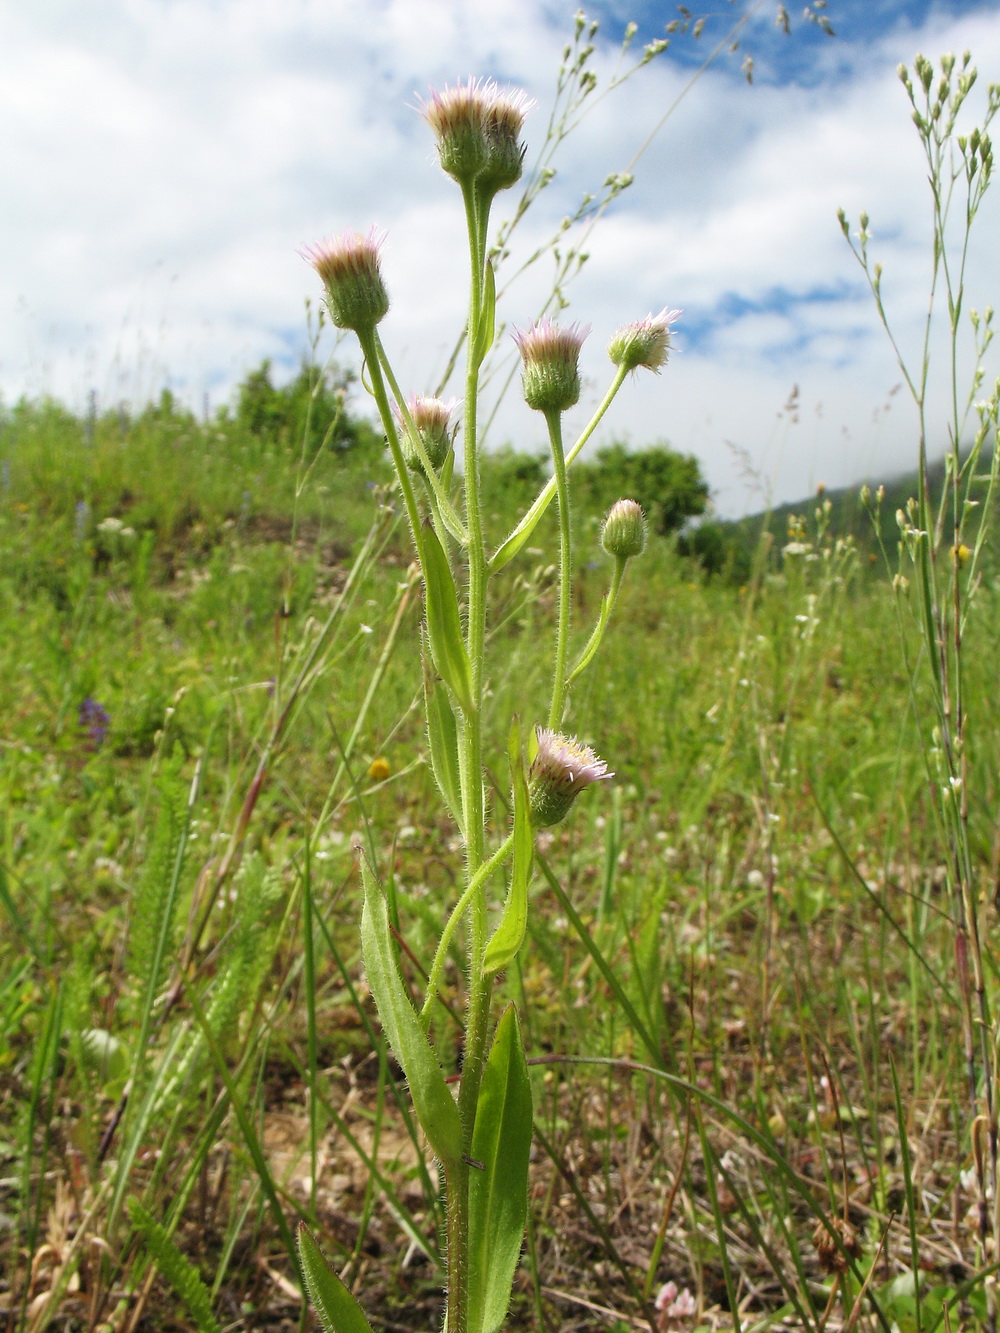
[299,75,674,1333]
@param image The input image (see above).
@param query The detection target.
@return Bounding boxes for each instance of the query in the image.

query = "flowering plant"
[297,76,676,1333]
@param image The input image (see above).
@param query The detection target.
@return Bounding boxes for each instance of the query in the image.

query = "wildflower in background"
[608,308,680,373]
[420,78,531,192]
[601,498,647,560]
[528,727,612,827]
[655,1282,697,1331]
[368,757,391,782]
[302,229,389,334]
[74,499,90,541]
[812,1216,862,1275]
[513,319,589,414]
[952,542,971,564]
[78,697,111,752]
[396,395,458,473]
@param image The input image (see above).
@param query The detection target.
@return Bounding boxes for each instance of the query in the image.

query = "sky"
[4,0,1000,516]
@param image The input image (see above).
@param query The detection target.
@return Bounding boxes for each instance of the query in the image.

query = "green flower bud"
[397,395,458,473]
[420,79,531,191]
[479,90,532,194]
[513,319,589,414]
[302,229,389,334]
[608,308,680,373]
[601,499,647,559]
[528,728,612,828]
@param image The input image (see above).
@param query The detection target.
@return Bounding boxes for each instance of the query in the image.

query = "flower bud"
[397,395,458,473]
[479,90,531,193]
[421,79,532,192]
[608,308,680,373]
[302,229,389,334]
[528,728,612,828]
[601,499,647,559]
[513,319,589,413]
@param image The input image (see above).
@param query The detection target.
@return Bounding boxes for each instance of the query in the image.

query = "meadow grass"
[2,392,999,1331]
[2,34,998,1333]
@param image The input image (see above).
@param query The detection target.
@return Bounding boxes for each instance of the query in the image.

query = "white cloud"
[3,0,999,514]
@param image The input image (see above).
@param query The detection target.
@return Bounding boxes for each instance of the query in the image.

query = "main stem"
[545,408,572,729]
[447,180,494,1333]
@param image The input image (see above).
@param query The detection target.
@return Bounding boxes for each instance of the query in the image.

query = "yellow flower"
[952,542,971,565]
[368,757,391,782]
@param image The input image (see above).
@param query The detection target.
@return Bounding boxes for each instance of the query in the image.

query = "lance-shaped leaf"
[472,258,497,370]
[484,721,533,975]
[467,1005,533,1333]
[423,651,464,836]
[297,1224,375,1333]
[421,519,474,715]
[359,853,462,1165]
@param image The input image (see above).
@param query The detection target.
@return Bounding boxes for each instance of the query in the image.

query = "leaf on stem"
[467,1005,533,1333]
[423,653,465,835]
[421,519,474,715]
[473,258,497,370]
[484,721,534,975]
[297,1224,375,1333]
[359,852,462,1165]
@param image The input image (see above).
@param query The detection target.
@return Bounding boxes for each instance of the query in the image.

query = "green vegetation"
[1,26,998,1333]
[2,379,999,1330]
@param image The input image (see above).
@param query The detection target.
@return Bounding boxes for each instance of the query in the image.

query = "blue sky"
[3,0,999,514]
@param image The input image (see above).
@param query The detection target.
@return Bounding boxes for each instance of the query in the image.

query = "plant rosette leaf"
[359,852,463,1165]
[467,1004,533,1333]
[297,1224,375,1333]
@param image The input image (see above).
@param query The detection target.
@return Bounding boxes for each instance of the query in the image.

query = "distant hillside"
[681,451,997,582]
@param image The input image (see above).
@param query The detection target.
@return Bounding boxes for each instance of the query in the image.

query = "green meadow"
[3,381,999,1331]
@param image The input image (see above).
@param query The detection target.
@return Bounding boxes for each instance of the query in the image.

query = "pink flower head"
[608,307,681,373]
[528,727,612,827]
[301,228,389,333]
[420,78,532,190]
[655,1282,697,1331]
[512,318,590,413]
[395,394,459,473]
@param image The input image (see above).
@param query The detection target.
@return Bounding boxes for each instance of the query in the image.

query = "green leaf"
[484,722,533,975]
[297,1224,375,1333]
[421,519,474,715]
[467,1005,533,1333]
[473,259,497,369]
[423,654,464,836]
[128,1199,222,1333]
[359,852,462,1165]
